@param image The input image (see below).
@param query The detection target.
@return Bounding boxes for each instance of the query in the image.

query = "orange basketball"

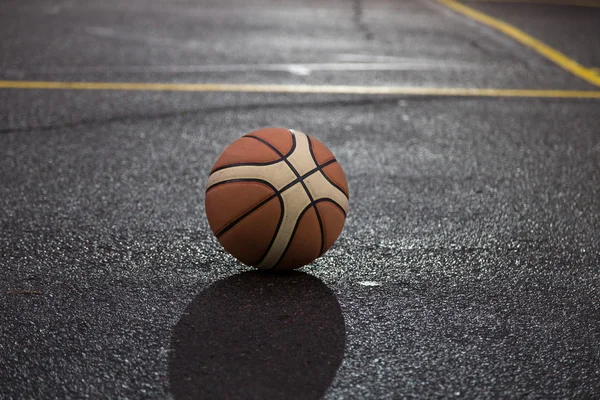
[205,127,349,271]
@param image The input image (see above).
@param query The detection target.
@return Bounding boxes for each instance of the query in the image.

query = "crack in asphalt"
[352,0,374,41]
[0,97,407,134]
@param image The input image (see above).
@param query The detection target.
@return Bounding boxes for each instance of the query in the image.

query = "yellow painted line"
[1,80,600,98]
[438,0,600,88]
[463,0,600,7]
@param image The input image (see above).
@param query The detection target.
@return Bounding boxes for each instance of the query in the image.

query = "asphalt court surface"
[1,0,599,399]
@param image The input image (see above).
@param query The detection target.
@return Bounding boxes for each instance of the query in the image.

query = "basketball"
[205,127,349,270]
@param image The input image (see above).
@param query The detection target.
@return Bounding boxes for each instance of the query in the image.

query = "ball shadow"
[168,271,345,400]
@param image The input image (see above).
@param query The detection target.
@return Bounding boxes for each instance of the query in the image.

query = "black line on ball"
[308,192,325,257]
[211,133,296,175]
[314,199,347,256]
[252,191,286,267]
[246,131,301,178]
[245,132,299,176]
[269,198,346,270]
[244,130,297,158]
[306,135,336,169]
[318,167,349,200]
[210,159,285,175]
[284,132,297,157]
[306,135,349,200]
[277,158,337,194]
[269,202,315,271]
[306,137,326,256]
[215,193,279,239]
[316,198,347,218]
[206,177,276,193]
[209,179,281,239]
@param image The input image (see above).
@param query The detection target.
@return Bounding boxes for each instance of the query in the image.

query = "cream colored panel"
[256,183,311,269]
[207,161,296,191]
[286,130,317,176]
[303,173,349,214]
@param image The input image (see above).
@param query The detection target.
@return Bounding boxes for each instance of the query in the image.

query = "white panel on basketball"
[256,183,311,269]
[286,130,318,176]
[302,173,349,214]
[206,161,296,191]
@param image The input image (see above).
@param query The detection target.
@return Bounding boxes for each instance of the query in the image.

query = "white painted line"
[2,61,479,75]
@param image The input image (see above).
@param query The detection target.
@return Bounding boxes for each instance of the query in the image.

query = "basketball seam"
[316,200,347,256]
[321,198,347,218]
[207,178,276,193]
[306,136,326,256]
[208,179,281,238]
[207,181,276,236]
[304,137,349,200]
[210,159,284,174]
[254,194,286,267]
[278,159,337,193]
[216,194,278,238]
[218,190,286,266]
[319,168,349,200]
[298,179,324,255]
[269,202,314,271]
[209,137,286,174]
[317,163,349,200]
[270,198,344,270]
[210,131,297,174]
[244,133,297,158]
